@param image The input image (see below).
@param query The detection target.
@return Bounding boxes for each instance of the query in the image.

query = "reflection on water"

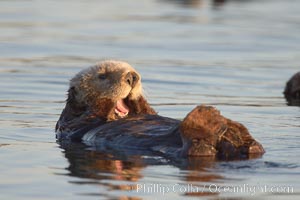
[162,0,230,8]
[59,140,298,199]
[1,0,300,199]
[60,141,224,198]
[162,0,205,7]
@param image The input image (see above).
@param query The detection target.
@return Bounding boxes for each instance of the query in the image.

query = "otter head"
[284,72,300,106]
[64,60,156,122]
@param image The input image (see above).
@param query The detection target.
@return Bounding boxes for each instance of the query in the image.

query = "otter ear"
[64,87,86,117]
[126,96,156,115]
[56,87,86,132]
[67,87,77,104]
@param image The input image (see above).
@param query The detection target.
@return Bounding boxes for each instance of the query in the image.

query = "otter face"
[63,60,155,122]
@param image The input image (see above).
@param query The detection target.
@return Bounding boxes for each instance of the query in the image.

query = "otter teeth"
[115,109,128,118]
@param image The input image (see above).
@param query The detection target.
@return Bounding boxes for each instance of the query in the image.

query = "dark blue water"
[0,0,299,199]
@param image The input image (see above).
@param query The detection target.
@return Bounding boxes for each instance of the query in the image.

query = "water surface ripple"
[0,0,299,199]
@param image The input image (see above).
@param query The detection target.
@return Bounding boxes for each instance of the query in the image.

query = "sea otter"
[56,60,265,159]
[284,72,300,106]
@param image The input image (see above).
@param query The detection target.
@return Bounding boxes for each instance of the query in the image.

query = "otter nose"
[125,72,139,87]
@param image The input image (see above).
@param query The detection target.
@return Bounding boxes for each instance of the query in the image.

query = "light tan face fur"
[70,60,143,105]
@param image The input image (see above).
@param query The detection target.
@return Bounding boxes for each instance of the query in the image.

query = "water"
[0,0,300,199]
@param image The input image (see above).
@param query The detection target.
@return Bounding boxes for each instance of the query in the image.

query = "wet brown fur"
[180,105,265,158]
[56,61,265,159]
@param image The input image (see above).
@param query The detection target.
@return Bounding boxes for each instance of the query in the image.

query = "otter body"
[56,61,265,160]
[76,115,182,157]
[57,107,264,160]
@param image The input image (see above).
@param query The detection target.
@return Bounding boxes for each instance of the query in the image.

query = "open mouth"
[115,98,129,118]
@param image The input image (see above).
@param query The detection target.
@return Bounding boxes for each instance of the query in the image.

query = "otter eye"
[98,74,106,80]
